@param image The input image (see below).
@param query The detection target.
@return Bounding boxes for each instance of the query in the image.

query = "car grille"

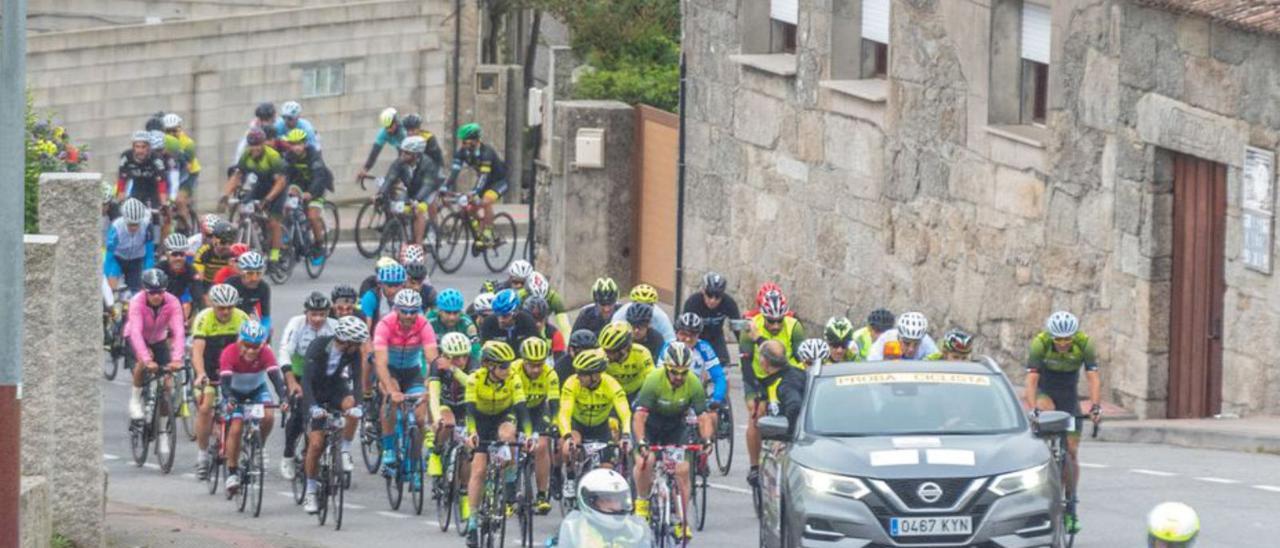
[882,477,979,509]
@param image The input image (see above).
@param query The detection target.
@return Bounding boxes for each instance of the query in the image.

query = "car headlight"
[799,465,870,500]
[988,463,1049,496]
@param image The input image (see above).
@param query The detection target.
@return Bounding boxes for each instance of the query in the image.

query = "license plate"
[286,196,300,210]
[246,404,265,420]
[889,516,972,537]
[240,202,255,214]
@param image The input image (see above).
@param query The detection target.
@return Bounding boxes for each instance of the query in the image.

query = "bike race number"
[889,516,972,537]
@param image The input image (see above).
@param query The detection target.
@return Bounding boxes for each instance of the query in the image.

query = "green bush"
[576,34,680,111]
[24,93,89,233]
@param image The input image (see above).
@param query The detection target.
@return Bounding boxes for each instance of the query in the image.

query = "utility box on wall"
[574,128,605,169]
[472,64,525,201]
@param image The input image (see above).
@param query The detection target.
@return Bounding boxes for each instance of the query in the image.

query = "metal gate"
[1168,154,1227,418]
[631,105,678,300]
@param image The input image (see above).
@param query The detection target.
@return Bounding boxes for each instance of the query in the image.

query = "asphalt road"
[100,243,1280,547]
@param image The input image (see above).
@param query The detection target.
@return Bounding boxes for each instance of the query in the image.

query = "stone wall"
[24,0,344,32]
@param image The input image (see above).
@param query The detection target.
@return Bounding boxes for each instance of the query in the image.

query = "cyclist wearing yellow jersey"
[463,341,532,546]
[190,284,249,480]
[851,308,894,361]
[823,316,858,362]
[514,337,559,514]
[738,290,805,490]
[558,350,631,478]
[597,321,655,403]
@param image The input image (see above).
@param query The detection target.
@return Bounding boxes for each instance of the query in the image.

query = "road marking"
[377,510,410,519]
[277,491,294,498]
[1078,462,1108,469]
[182,473,196,480]
[142,463,160,470]
[103,453,120,461]
[1194,476,1240,484]
[1130,468,1177,477]
[708,482,752,495]
[345,503,366,510]
[1253,485,1280,493]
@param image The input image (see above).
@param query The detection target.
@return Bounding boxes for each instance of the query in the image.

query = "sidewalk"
[106,501,319,548]
[1096,415,1280,455]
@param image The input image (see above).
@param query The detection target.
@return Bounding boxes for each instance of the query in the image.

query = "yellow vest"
[750,315,802,380]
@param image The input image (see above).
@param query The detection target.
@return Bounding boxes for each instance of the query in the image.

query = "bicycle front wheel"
[354,201,386,258]
[520,460,536,547]
[694,471,709,531]
[158,390,178,474]
[409,424,426,515]
[715,403,735,475]
[251,431,265,517]
[332,443,346,530]
[323,201,341,254]
[480,212,518,273]
[434,212,467,274]
[291,436,308,505]
[379,218,406,265]
[360,399,381,474]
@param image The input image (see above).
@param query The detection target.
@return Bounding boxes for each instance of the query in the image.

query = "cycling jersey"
[193,243,234,281]
[192,307,250,376]
[741,315,806,381]
[558,373,631,434]
[612,303,676,343]
[633,367,707,418]
[447,142,508,190]
[852,326,878,361]
[680,292,743,367]
[635,329,665,362]
[283,146,333,199]
[658,339,726,404]
[428,362,469,408]
[158,260,194,303]
[301,336,359,415]
[1027,331,1098,391]
[416,129,446,171]
[865,329,939,361]
[513,359,560,409]
[428,310,481,364]
[570,304,613,336]
[273,118,320,149]
[383,155,438,202]
[362,126,406,171]
[116,150,167,204]
[218,343,284,397]
[235,146,286,200]
[517,287,567,315]
[465,367,526,415]
[605,344,655,397]
[163,131,200,175]
[479,311,539,349]
[226,275,271,329]
[279,315,337,375]
[124,292,185,364]
[373,313,438,370]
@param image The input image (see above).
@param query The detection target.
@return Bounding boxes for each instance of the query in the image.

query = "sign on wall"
[1242,146,1276,273]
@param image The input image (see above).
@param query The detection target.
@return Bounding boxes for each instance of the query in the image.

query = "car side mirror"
[1033,410,1073,436]
[758,415,791,441]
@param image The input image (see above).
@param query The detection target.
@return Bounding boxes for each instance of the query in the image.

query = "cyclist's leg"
[196,384,217,451]
[743,371,764,471]
[257,385,276,440]
[265,195,285,261]
[382,369,412,454]
[225,401,246,470]
[306,197,326,245]
[468,414,501,526]
[304,407,327,479]
[530,408,551,492]
[413,203,428,245]
[339,395,359,445]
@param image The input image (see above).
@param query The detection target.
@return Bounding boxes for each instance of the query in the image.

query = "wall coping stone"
[1135,92,1248,167]
[729,54,798,78]
[819,79,888,104]
[986,124,1049,149]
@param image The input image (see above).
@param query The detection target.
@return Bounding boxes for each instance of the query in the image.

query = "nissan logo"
[917,482,944,503]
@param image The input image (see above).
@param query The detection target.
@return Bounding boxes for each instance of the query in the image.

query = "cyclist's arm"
[123,295,154,364]
[425,135,445,172]
[1083,339,1101,408]
[165,158,181,201]
[462,377,479,433]
[300,342,325,413]
[222,169,242,199]
[360,290,378,328]
[611,383,633,436]
[556,382,575,435]
[165,297,186,362]
[725,296,744,341]
[707,363,727,404]
[788,322,807,362]
[632,376,658,441]
[362,135,385,172]
[371,321,396,394]
[1024,340,1046,408]
[427,377,443,422]
[688,376,708,415]
[265,171,287,203]
[103,225,122,276]
[546,371,561,418]
[191,337,207,382]
[278,315,303,367]
[514,401,532,438]
[738,329,757,368]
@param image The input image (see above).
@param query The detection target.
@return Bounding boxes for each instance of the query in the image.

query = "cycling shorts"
[131,340,172,367]
[479,179,509,202]
[228,384,274,418]
[248,188,285,219]
[390,367,427,397]
[179,173,199,195]
[571,419,611,443]
[643,413,689,446]
[473,411,516,454]
[1038,388,1085,421]
[528,403,552,434]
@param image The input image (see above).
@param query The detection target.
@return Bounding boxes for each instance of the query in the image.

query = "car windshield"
[807,371,1024,436]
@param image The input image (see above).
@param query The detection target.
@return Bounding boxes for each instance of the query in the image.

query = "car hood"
[789,432,1050,479]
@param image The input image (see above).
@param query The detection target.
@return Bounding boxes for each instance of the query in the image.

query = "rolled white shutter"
[771,0,798,25]
[1021,2,1051,64]
[861,0,890,44]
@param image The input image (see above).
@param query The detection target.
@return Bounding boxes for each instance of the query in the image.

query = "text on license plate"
[889,516,972,537]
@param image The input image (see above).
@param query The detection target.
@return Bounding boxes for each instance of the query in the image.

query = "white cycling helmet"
[280,101,302,119]
[121,198,149,224]
[164,232,189,253]
[508,259,534,281]
[1147,502,1199,547]
[527,271,550,299]
[237,251,266,272]
[577,468,633,533]
[393,288,423,310]
[1046,311,1079,338]
[148,130,166,150]
[207,284,241,307]
[334,316,370,343]
[473,292,496,314]
[131,130,151,144]
[440,332,472,358]
[400,135,426,154]
[201,213,223,233]
[896,312,929,341]
[379,107,398,129]
[161,113,182,130]
[797,338,831,364]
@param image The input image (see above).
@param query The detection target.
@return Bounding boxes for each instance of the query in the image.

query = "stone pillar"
[19,476,50,548]
[36,172,105,548]
[20,235,58,478]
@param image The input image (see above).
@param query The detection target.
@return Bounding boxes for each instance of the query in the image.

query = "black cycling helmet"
[331,284,358,303]
[523,296,550,321]
[254,102,276,120]
[569,329,597,351]
[402,113,423,131]
[675,312,703,334]
[145,116,164,132]
[245,127,267,146]
[141,268,168,292]
[212,221,236,243]
[304,291,332,311]
[625,303,654,325]
[702,271,727,296]
[868,308,895,331]
[404,261,429,281]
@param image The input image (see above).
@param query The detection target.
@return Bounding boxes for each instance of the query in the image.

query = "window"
[860,0,890,78]
[771,0,799,53]
[988,0,1051,132]
[301,63,344,98]
[1019,2,1050,125]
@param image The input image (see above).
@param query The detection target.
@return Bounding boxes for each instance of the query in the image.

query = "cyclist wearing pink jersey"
[373,289,441,466]
[126,269,187,421]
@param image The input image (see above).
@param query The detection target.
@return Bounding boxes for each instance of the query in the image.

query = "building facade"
[682,0,1280,417]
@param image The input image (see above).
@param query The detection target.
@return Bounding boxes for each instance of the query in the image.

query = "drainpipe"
[674,51,688,312]
[452,0,462,149]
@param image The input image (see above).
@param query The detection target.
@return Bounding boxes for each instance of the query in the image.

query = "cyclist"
[823,316,857,362]
[523,296,566,359]
[611,284,675,343]
[625,303,664,359]
[356,107,406,181]
[552,469,652,548]
[1025,311,1101,534]
[926,329,975,361]
[360,260,407,329]
[631,343,713,540]
[226,251,272,330]
[571,277,620,336]
[404,259,438,312]
[462,340,532,547]
[125,269,186,421]
[222,128,288,265]
[160,114,200,222]
[556,329,597,388]
[502,260,533,293]
[597,321,655,403]
[381,135,437,245]
[191,284,250,479]
[185,213,221,261]
[429,288,480,360]
[478,289,538,348]
[1147,502,1199,547]
[330,284,364,322]
[274,101,320,149]
[428,332,473,479]
[514,336,559,514]
[192,221,236,302]
[278,292,338,480]
[230,102,280,163]
[445,123,509,247]
[744,282,794,319]
[104,198,154,292]
[373,289,440,468]
[526,271,570,333]
[670,312,728,416]
[158,233,195,321]
[853,308,895,360]
[299,316,367,514]
[739,290,805,490]
[796,338,831,368]
[115,130,168,212]
[400,113,446,175]
[557,349,631,485]
[757,340,806,436]
[866,312,938,360]
[218,320,286,495]
[279,128,333,264]
[470,292,496,326]
[680,271,742,368]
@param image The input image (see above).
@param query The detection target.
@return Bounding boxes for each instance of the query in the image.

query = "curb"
[1094,421,1280,455]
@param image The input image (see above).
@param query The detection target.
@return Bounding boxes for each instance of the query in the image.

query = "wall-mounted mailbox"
[574,128,605,169]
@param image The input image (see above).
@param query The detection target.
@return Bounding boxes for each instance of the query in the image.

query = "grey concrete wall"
[21,235,57,548]
[20,476,51,548]
[25,0,344,32]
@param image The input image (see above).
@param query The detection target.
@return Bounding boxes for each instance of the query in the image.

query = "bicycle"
[102,286,134,381]
[1043,408,1101,548]
[433,426,468,533]
[711,398,735,475]
[129,366,180,474]
[225,196,270,254]
[474,441,524,548]
[433,191,517,274]
[269,188,339,283]
[643,444,701,548]
[176,356,198,442]
[311,407,351,530]
[225,400,268,518]
[359,388,384,474]
[205,395,227,495]
[559,439,623,516]
[382,394,427,514]
[515,440,538,548]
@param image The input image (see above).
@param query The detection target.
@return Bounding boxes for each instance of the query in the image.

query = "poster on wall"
[1242,209,1272,273]
[1243,146,1275,213]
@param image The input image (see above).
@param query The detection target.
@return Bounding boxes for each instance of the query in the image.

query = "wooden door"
[1168,154,1227,418]
[631,105,678,301]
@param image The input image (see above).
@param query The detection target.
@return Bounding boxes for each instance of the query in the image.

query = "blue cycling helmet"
[492,288,521,316]
[239,320,269,345]
[378,263,407,285]
[437,288,465,313]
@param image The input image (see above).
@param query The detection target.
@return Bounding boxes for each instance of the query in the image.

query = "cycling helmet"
[597,321,633,353]
[254,102,276,120]
[161,113,182,129]
[164,232,189,253]
[121,198,149,224]
[207,284,241,307]
[280,101,302,119]
[526,271,550,299]
[284,128,308,144]
[440,332,472,357]
[331,284,358,303]
[402,113,423,131]
[375,256,400,271]
[759,290,789,320]
[824,316,855,345]
[334,315,370,343]
[239,320,269,345]
[229,243,249,257]
[675,312,704,334]
[144,117,164,132]
[523,296,550,321]
[400,244,427,265]
[797,338,831,364]
[591,277,619,305]
[436,288,465,313]
[202,214,223,233]
[520,337,550,362]
[492,289,521,316]
[304,291,332,311]
[756,282,784,308]
[147,130,166,151]
[245,127,267,146]
[1046,311,1079,338]
[941,329,974,355]
[393,289,422,311]
[661,341,693,372]
[479,279,499,294]
[578,468,633,531]
[896,312,929,341]
[629,284,659,305]
[457,122,481,141]
[481,340,516,364]
[237,251,266,272]
[868,308,895,331]
[404,261,429,282]
[141,268,168,292]
[473,292,495,314]
[400,136,427,154]
[507,259,533,282]
[572,349,608,374]
[569,329,597,351]
[377,263,407,285]
[379,107,398,129]
[1147,502,1199,547]
[131,130,151,144]
[702,271,727,295]
[625,303,654,325]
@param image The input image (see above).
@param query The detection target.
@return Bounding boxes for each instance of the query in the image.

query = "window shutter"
[861,0,890,44]
[771,0,798,25]
[1021,2,1051,64]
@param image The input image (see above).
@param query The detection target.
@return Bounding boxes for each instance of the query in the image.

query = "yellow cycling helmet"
[481,340,516,365]
[629,283,659,304]
[572,349,608,374]
[597,321,633,353]
[591,277,619,305]
[284,128,308,144]
[520,336,550,363]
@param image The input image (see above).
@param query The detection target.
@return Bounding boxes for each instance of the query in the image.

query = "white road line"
[1130,468,1177,477]
[345,503,366,510]
[708,482,752,495]
[182,473,196,479]
[103,453,120,461]
[277,491,294,498]
[142,463,160,470]
[1078,462,1108,469]
[1253,485,1280,493]
[377,510,410,519]
[1194,477,1240,484]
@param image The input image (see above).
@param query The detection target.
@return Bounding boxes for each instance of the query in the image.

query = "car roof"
[815,359,998,377]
